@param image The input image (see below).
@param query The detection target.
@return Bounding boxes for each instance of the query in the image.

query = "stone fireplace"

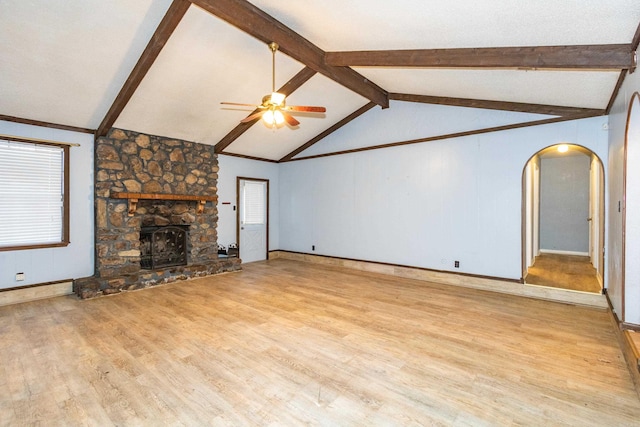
[73,128,240,299]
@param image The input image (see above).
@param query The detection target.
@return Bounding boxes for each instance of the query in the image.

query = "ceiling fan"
[221,42,326,128]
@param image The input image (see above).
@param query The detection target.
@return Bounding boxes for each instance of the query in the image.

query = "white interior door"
[239,178,267,263]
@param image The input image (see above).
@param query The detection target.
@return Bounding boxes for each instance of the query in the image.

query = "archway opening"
[522,143,604,293]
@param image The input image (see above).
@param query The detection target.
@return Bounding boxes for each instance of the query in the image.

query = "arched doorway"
[522,144,605,293]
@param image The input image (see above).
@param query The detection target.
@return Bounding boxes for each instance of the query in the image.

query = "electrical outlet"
[15,272,25,281]
[454,261,460,268]
[312,245,315,251]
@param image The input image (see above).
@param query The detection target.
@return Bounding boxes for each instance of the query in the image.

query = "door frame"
[236,176,269,261]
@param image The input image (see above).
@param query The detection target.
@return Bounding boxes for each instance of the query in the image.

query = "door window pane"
[243,181,265,225]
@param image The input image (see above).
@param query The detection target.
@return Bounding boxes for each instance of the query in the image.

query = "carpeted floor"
[525,253,602,294]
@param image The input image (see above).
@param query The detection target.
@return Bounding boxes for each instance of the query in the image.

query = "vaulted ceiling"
[1,0,639,162]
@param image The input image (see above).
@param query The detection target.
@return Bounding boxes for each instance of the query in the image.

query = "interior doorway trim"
[236,176,269,262]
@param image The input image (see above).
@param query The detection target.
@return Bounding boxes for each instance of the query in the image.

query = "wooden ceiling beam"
[325,44,635,70]
[605,71,628,114]
[214,67,316,154]
[632,21,640,52]
[190,0,389,108]
[279,102,377,162]
[389,93,605,117]
[95,0,191,138]
[630,21,640,74]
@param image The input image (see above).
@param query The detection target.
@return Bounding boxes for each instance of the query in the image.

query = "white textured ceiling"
[249,0,640,49]
[0,0,173,128]
[1,0,639,161]
[354,69,619,108]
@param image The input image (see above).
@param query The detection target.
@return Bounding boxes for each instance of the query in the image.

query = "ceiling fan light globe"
[262,109,285,127]
[273,110,285,125]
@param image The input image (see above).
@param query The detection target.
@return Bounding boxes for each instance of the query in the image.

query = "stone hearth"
[73,128,240,299]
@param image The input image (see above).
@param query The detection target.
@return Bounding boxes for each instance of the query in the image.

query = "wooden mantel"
[110,192,218,216]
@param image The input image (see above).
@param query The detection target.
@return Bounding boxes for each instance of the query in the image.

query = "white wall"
[625,96,640,324]
[280,115,608,281]
[0,121,94,289]
[217,155,279,252]
[608,69,640,325]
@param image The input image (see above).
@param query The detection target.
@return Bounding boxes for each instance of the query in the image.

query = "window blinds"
[0,139,64,247]
[242,181,266,225]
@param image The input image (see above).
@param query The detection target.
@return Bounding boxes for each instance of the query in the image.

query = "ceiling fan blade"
[240,111,265,123]
[281,111,300,126]
[221,102,261,108]
[285,105,327,113]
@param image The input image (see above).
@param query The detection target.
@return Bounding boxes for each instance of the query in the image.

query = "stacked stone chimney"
[73,128,240,298]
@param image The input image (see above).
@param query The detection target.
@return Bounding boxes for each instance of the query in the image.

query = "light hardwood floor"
[525,253,602,294]
[1,259,639,426]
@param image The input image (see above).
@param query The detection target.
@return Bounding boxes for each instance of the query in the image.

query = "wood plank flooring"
[525,253,602,293]
[1,259,639,426]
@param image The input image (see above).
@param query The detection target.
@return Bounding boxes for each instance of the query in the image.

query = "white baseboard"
[0,281,73,307]
[539,249,589,256]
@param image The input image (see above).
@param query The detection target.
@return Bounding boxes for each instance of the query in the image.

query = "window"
[242,180,266,225]
[0,138,69,250]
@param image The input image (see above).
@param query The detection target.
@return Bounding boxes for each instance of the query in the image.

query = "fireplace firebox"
[140,225,189,269]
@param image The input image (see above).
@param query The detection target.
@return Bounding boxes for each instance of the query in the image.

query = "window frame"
[0,136,70,251]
